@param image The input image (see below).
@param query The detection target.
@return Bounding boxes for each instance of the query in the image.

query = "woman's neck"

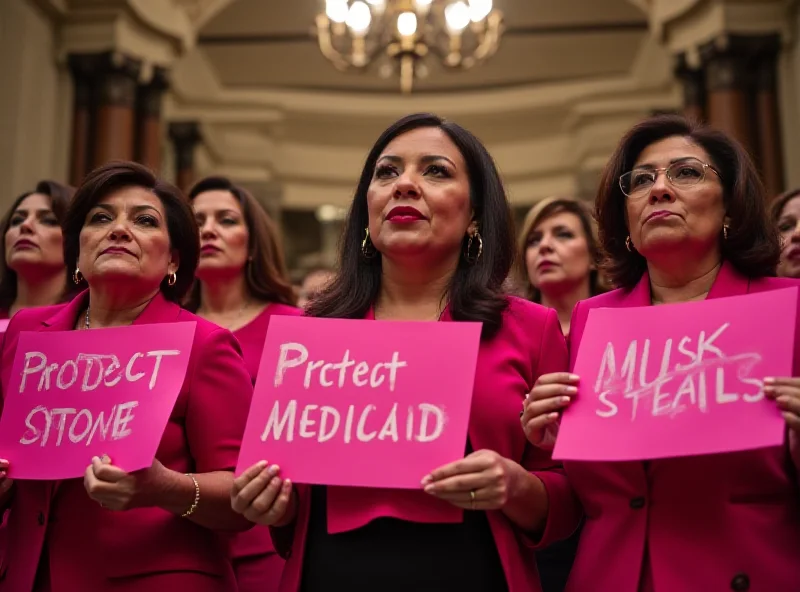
[374,255,456,321]
[85,288,159,329]
[196,274,267,331]
[540,277,591,336]
[648,259,722,305]
[10,269,66,316]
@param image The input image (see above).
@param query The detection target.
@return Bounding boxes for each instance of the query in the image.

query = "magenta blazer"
[228,304,301,565]
[564,262,800,592]
[271,296,583,592]
[0,291,253,592]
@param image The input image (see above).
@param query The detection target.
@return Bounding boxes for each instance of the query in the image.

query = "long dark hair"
[306,113,515,339]
[185,176,296,310]
[595,114,780,289]
[0,180,76,312]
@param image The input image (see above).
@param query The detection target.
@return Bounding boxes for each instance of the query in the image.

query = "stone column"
[93,52,142,167]
[135,66,170,173]
[701,36,755,154]
[168,121,202,192]
[753,35,784,198]
[67,53,99,186]
[674,53,706,123]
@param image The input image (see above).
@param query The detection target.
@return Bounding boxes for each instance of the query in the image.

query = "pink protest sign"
[0,320,9,335]
[237,316,481,488]
[0,322,196,480]
[553,288,797,461]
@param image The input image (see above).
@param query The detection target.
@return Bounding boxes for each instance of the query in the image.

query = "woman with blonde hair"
[516,197,605,337]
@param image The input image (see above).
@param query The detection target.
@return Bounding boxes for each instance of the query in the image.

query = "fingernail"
[91,456,99,463]
[548,412,559,420]
[560,396,571,404]
[270,465,280,475]
[423,484,436,494]
[764,377,775,384]
[257,460,268,469]
[420,475,432,486]
[568,374,580,381]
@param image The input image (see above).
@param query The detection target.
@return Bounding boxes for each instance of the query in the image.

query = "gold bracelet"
[181,473,200,518]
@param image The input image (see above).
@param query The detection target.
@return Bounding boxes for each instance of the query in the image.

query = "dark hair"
[516,197,607,301]
[306,113,515,339]
[185,176,296,310]
[770,188,800,223]
[595,114,780,289]
[0,181,76,311]
[63,161,199,302]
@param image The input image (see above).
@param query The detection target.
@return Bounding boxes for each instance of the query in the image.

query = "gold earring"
[723,224,729,240]
[167,272,177,286]
[361,227,377,259]
[625,236,633,252]
[73,268,83,285]
[464,231,483,264]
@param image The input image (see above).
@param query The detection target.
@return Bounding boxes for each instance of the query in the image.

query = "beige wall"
[0,1,71,211]
[780,7,800,192]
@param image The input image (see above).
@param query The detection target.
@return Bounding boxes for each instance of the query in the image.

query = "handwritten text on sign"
[553,288,797,461]
[0,322,196,479]
[236,316,481,488]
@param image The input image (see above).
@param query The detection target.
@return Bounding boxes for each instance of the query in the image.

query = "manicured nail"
[257,460,268,469]
[548,412,559,420]
[560,396,571,404]
[420,475,432,486]
[568,374,580,381]
[764,377,775,384]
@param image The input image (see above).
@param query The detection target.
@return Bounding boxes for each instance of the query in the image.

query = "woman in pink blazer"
[0,162,254,592]
[523,115,800,591]
[187,176,301,592]
[771,188,800,279]
[230,113,582,592]
[0,180,77,318]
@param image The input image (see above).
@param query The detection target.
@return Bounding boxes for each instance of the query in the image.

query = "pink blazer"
[229,303,301,561]
[0,291,253,592]
[271,296,583,592]
[564,262,800,592]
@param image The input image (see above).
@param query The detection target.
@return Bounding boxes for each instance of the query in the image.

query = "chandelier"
[315,0,503,94]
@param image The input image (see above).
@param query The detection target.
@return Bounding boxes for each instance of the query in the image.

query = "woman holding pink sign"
[0,162,255,592]
[187,176,300,592]
[523,115,800,591]
[0,180,77,319]
[231,113,582,592]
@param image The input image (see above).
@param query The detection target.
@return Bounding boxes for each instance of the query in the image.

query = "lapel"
[40,290,181,331]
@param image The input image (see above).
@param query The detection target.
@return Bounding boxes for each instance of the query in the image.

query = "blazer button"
[730,573,750,591]
[36,512,45,526]
[629,496,646,510]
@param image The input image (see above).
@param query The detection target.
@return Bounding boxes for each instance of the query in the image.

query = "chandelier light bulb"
[445,1,471,32]
[325,0,349,24]
[397,11,418,37]
[468,0,492,22]
[346,1,372,34]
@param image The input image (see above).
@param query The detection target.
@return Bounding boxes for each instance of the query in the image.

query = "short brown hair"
[770,188,800,223]
[0,181,76,311]
[595,114,780,289]
[515,197,607,300]
[63,161,199,302]
[185,176,296,310]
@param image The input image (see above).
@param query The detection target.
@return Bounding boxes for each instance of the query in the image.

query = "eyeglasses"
[619,158,722,199]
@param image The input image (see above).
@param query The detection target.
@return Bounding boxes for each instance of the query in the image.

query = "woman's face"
[193,190,250,282]
[78,186,177,292]
[625,136,725,265]
[525,211,593,296]
[5,193,64,276]
[366,127,474,264]
[776,195,800,278]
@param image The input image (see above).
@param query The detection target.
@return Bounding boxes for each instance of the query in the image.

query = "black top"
[300,444,509,591]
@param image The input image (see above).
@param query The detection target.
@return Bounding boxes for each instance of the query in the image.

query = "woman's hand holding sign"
[84,455,171,511]
[522,372,579,449]
[231,461,297,527]
[764,377,800,468]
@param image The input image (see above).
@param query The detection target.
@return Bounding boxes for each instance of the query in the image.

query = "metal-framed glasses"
[619,158,722,199]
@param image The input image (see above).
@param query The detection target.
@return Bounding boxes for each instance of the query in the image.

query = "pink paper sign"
[0,322,196,480]
[237,316,481,488]
[0,320,10,335]
[553,288,798,461]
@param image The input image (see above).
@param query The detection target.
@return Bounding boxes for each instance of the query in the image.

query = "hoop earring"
[464,232,483,264]
[73,268,83,285]
[167,272,177,286]
[625,236,633,252]
[361,227,377,259]
[723,224,729,240]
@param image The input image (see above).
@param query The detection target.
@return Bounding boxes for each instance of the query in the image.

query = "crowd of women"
[0,112,797,591]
